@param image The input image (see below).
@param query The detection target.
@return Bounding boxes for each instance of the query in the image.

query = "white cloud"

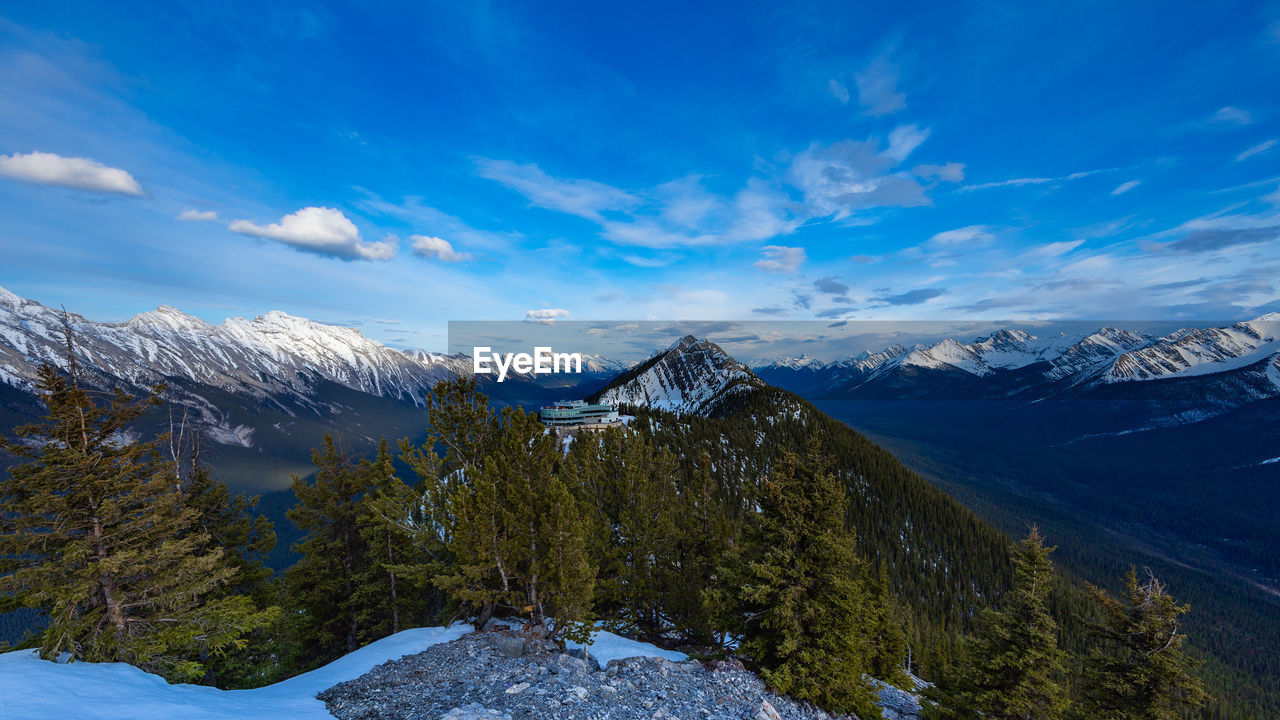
[476,158,638,221]
[754,245,806,274]
[883,124,931,162]
[1111,180,1141,196]
[927,225,993,247]
[828,78,851,104]
[476,133,959,248]
[1237,139,1277,162]
[177,208,218,221]
[788,140,928,220]
[854,50,906,116]
[229,206,396,261]
[1212,106,1254,125]
[524,308,570,324]
[959,168,1114,192]
[0,151,143,196]
[1025,240,1085,257]
[913,162,965,182]
[410,234,471,262]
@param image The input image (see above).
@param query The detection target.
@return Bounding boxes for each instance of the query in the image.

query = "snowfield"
[0,626,687,720]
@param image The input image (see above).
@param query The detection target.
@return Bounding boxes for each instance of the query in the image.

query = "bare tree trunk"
[475,601,494,631]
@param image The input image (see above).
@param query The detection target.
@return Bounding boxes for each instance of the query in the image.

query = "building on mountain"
[538,400,622,429]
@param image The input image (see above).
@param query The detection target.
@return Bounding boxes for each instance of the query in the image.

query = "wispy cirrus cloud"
[854,48,906,116]
[927,225,993,247]
[1211,106,1254,126]
[477,133,962,249]
[958,168,1116,193]
[1111,180,1141,195]
[229,206,397,261]
[476,158,638,221]
[0,151,144,196]
[1237,139,1277,162]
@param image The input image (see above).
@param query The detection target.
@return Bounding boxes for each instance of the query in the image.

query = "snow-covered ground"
[565,630,686,665]
[0,625,686,720]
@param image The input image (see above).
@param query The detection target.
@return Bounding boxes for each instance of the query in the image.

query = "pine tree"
[737,442,879,717]
[927,527,1068,720]
[579,428,678,638]
[354,439,421,637]
[180,452,282,687]
[667,449,736,645]
[539,474,596,643]
[0,358,273,681]
[284,435,373,666]
[1079,567,1207,720]
[434,405,595,637]
[869,562,911,686]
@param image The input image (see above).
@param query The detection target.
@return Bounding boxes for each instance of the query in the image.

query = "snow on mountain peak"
[126,305,212,335]
[0,289,471,424]
[1105,319,1280,383]
[598,335,762,415]
[0,285,24,310]
[1243,312,1280,340]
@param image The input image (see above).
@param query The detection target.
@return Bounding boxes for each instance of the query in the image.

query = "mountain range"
[1,286,1277,713]
[758,315,1280,394]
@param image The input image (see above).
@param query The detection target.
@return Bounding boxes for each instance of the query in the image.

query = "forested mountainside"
[624,387,1017,679]
[603,337,1272,719]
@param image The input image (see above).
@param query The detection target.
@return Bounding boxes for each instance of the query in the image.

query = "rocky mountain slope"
[0,285,470,408]
[321,627,923,720]
[592,335,765,415]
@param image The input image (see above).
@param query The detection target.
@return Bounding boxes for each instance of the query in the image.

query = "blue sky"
[1,1,1278,352]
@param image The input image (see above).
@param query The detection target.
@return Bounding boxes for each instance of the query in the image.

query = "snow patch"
[564,629,687,665]
[0,625,472,720]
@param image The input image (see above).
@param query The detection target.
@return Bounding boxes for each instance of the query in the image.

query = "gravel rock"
[320,630,914,720]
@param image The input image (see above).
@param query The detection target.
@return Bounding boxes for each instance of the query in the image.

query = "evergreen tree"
[667,449,736,645]
[1079,567,1207,720]
[284,435,374,665]
[927,527,1068,720]
[0,360,273,681]
[180,453,282,687]
[869,562,911,686]
[578,428,678,638]
[736,442,879,717]
[539,474,596,644]
[434,405,596,637]
[354,439,421,637]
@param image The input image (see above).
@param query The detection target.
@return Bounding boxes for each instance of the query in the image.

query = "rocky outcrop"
[320,629,922,720]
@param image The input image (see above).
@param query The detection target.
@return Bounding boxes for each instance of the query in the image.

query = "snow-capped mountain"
[593,335,764,415]
[757,354,827,372]
[1103,314,1280,383]
[1043,328,1153,383]
[758,315,1280,396]
[0,285,471,407]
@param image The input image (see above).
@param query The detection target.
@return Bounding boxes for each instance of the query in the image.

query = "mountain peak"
[0,285,24,310]
[126,305,211,334]
[598,335,761,416]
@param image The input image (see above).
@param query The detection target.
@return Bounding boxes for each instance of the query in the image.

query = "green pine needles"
[0,362,276,681]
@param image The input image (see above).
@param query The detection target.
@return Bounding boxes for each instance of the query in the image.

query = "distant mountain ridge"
[755,315,1280,407]
[0,285,472,402]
